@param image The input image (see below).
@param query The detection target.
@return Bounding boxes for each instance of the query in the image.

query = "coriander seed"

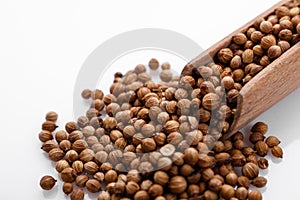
[230,55,242,69]
[149,58,159,70]
[141,138,156,152]
[266,136,281,147]
[72,139,88,153]
[61,167,77,183]
[62,182,73,195]
[220,184,235,199]
[39,130,53,142]
[276,6,290,18]
[251,122,268,135]
[81,89,92,99]
[105,170,118,183]
[160,70,173,82]
[59,140,71,151]
[42,121,58,132]
[271,145,283,158]
[168,176,187,194]
[260,35,276,50]
[255,141,269,157]
[237,176,251,189]
[278,29,293,41]
[202,93,220,110]
[41,140,58,153]
[242,162,259,179]
[40,175,57,190]
[248,190,262,200]
[242,49,254,64]
[84,161,99,175]
[218,48,233,63]
[250,31,264,43]
[55,130,67,143]
[70,188,84,200]
[55,160,70,173]
[45,111,58,122]
[235,187,248,200]
[259,20,273,33]
[48,148,65,162]
[126,181,140,195]
[134,190,150,200]
[252,176,267,188]
[161,62,171,70]
[233,33,247,45]
[72,160,84,174]
[222,76,235,90]
[86,179,101,193]
[134,64,146,74]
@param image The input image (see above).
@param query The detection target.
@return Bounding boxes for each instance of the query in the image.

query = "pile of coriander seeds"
[37,2,300,200]
[39,58,283,200]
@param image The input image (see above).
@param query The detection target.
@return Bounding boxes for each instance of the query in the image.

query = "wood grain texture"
[181,0,300,138]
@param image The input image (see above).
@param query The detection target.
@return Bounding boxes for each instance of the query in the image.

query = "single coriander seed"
[62,182,73,195]
[45,111,58,122]
[42,121,58,132]
[40,175,57,190]
[70,188,84,200]
[251,122,268,134]
[252,176,268,188]
[38,130,53,142]
[81,89,92,99]
[161,62,171,70]
[168,176,187,194]
[271,145,283,158]
[242,162,259,180]
[149,58,159,70]
[86,179,101,193]
[248,190,262,200]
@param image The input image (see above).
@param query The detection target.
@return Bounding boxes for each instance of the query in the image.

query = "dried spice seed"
[249,132,265,144]
[252,176,267,188]
[81,89,92,99]
[168,176,187,194]
[265,136,281,147]
[233,33,247,45]
[45,111,58,122]
[38,130,53,142]
[242,162,259,180]
[254,141,269,157]
[218,48,233,63]
[258,158,269,169]
[70,188,84,200]
[149,58,159,70]
[248,190,262,200]
[86,179,101,193]
[237,176,251,189]
[55,130,67,143]
[271,146,283,158]
[62,182,73,195]
[220,184,235,199]
[61,167,77,183]
[236,187,248,200]
[40,176,57,190]
[42,121,58,132]
[251,122,268,134]
[49,148,65,162]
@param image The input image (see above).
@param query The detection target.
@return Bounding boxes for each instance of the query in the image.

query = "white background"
[1,0,300,199]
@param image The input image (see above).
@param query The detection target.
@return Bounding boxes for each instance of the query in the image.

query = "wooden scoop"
[181,0,300,139]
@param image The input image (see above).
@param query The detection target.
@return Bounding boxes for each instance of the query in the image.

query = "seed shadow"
[42,186,59,199]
